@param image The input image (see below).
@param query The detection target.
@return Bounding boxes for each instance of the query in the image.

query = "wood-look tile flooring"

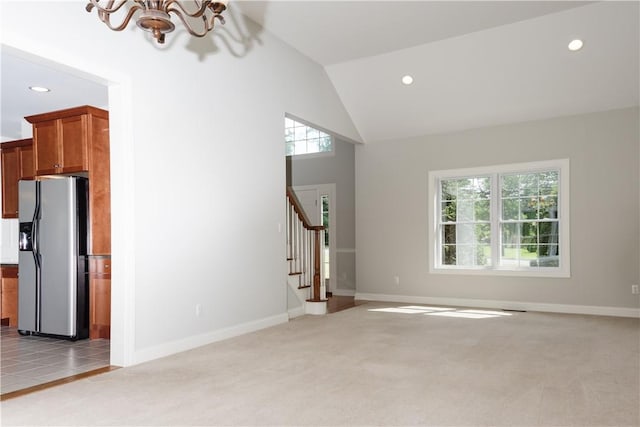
[0,326,110,396]
[327,295,359,313]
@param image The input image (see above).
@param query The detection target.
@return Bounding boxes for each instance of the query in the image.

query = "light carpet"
[1,301,639,426]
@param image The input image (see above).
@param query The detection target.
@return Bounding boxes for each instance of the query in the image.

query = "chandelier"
[86,0,228,44]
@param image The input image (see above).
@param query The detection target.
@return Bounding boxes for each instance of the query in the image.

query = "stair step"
[298,285,311,289]
[286,257,294,261]
[289,272,302,276]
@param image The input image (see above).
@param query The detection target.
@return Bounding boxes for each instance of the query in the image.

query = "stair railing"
[286,187,325,302]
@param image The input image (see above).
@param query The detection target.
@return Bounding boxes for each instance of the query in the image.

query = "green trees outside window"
[434,161,565,273]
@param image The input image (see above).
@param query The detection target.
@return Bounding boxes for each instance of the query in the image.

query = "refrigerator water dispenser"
[19,222,33,251]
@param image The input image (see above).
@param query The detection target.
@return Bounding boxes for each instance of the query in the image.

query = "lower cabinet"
[89,257,111,339]
[0,261,110,338]
[1,266,19,327]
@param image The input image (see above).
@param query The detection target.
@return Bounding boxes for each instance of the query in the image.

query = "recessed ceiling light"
[401,75,414,85]
[29,86,51,93]
[568,39,583,52]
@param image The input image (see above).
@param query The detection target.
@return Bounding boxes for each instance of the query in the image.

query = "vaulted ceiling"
[2,1,638,143]
[238,1,639,142]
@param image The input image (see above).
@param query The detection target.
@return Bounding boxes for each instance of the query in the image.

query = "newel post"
[312,228,322,301]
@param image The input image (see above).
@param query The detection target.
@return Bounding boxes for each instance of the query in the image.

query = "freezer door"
[18,180,37,223]
[38,178,78,337]
[18,180,38,332]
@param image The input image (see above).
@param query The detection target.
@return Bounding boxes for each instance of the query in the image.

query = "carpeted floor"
[1,301,639,426]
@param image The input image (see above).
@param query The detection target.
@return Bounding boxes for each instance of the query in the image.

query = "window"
[429,159,570,277]
[285,117,333,156]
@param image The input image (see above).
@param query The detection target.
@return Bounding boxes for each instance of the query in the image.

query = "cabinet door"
[89,257,111,339]
[60,115,89,173]
[1,147,19,218]
[34,119,60,175]
[1,266,19,327]
[89,115,111,255]
[19,144,35,179]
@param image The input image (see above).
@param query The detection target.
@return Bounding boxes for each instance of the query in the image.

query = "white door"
[293,188,321,225]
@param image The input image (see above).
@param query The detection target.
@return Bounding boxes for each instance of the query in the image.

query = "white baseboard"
[332,289,355,297]
[132,313,289,365]
[288,306,305,319]
[355,293,640,318]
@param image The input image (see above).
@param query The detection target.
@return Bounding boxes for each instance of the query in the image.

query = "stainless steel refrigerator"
[18,177,89,340]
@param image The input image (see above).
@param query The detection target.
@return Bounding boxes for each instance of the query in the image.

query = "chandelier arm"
[100,3,145,32]
[208,14,225,31]
[86,0,129,14]
[167,10,208,37]
[165,0,211,18]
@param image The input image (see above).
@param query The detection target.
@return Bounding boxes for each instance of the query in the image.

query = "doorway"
[0,43,133,395]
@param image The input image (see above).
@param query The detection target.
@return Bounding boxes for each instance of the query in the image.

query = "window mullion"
[436,178,442,267]
[491,172,500,269]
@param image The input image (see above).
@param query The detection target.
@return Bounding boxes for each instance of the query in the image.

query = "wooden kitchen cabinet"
[89,257,111,339]
[1,139,34,218]
[26,106,111,254]
[1,265,19,327]
[26,107,103,175]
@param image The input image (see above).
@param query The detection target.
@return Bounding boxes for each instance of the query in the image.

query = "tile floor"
[1,326,110,394]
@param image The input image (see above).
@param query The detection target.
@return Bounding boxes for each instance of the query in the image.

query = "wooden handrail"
[286,187,325,302]
[286,187,324,231]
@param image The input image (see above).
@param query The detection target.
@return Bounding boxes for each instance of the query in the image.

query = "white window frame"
[285,115,334,158]
[428,159,570,278]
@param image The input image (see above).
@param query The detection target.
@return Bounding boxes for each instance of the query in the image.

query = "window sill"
[429,266,570,278]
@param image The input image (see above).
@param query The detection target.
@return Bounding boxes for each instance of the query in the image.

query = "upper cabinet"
[25,106,107,176]
[25,106,111,254]
[1,139,34,218]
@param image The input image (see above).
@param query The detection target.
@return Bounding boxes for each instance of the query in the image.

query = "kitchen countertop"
[1,263,18,267]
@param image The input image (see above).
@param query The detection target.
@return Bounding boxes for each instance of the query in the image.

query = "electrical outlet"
[195,304,202,317]
[394,276,400,286]
[632,285,639,295]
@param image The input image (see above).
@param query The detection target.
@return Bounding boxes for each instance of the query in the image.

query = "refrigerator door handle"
[33,182,42,332]
[32,182,40,254]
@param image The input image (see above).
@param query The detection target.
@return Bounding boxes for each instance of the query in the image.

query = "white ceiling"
[1,49,108,140]
[236,1,592,66]
[2,1,638,143]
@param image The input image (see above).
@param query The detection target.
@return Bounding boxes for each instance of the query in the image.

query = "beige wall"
[355,107,639,314]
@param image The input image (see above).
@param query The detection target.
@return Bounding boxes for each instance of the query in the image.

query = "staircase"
[286,187,327,317]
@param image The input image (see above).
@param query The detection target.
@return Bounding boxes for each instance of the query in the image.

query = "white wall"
[355,107,640,316]
[1,1,360,365]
